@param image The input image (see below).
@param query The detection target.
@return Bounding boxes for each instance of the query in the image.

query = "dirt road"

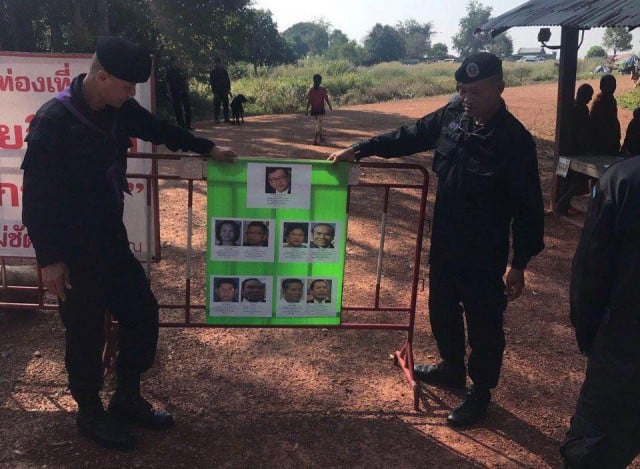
[1,77,637,468]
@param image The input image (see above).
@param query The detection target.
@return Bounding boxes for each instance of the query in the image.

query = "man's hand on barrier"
[505,268,524,302]
[41,262,71,302]
[328,147,357,166]
[208,146,237,163]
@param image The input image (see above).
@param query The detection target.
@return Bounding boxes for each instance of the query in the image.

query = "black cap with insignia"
[455,52,502,83]
[96,36,151,83]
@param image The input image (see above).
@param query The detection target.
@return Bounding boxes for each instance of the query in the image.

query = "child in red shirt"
[306,74,333,145]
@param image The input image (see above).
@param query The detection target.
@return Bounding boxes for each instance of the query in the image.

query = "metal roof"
[480,0,640,37]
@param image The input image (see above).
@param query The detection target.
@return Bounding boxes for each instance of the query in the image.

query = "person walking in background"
[621,107,640,157]
[306,74,332,145]
[166,59,193,130]
[209,57,232,124]
[560,156,640,467]
[590,74,621,156]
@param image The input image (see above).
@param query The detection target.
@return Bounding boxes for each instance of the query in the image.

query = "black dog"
[230,94,248,124]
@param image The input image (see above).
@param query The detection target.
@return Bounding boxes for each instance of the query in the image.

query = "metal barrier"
[0,154,430,410]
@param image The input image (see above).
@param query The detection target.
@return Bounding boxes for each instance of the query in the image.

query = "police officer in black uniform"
[329,52,544,427]
[21,37,236,451]
[166,60,193,129]
[560,157,640,468]
[209,57,232,124]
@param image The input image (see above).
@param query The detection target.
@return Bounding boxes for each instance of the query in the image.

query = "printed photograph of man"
[280,278,304,304]
[241,278,266,302]
[282,222,308,248]
[310,223,335,248]
[307,279,331,304]
[243,221,269,247]
[214,277,238,302]
[265,167,291,194]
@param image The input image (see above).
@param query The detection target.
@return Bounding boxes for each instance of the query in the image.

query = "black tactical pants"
[171,92,192,128]
[213,92,229,122]
[59,247,159,405]
[560,320,640,468]
[428,264,507,390]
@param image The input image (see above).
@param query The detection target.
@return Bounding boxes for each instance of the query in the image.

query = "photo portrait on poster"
[210,276,273,317]
[246,163,312,209]
[309,222,341,263]
[304,278,336,317]
[209,276,240,316]
[211,218,242,261]
[306,278,332,304]
[276,277,306,317]
[279,221,310,263]
[212,218,276,262]
[240,219,275,262]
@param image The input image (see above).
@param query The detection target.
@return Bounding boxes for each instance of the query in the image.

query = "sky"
[251,0,640,57]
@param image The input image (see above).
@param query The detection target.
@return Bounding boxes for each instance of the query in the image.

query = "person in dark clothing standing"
[569,84,594,156]
[621,107,640,157]
[166,60,193,129]
[590,74,621,156]
[560,157,640,468]
[329,52,544,427]
[209,57,232,124]
[21,37,237,451]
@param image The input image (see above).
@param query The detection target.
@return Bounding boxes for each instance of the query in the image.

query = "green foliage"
[396,19,434,60]
[452,1,514,57]
[430,43,449,60]
[282,21,329,58]
[485,34,513,58]
[586,45,606,58]
[603,27,633,56]
[618,86,640,112]
[364,24,406,63]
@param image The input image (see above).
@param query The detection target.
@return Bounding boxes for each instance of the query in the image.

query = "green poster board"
[206,158,349,326]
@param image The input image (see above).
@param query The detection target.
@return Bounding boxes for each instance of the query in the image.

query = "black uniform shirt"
[21,74,214,267]
[570,157,640,354]
[355,99,544,273]
[209,67,230,94]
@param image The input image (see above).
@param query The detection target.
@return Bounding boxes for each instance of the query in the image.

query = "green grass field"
[183,57,638,120]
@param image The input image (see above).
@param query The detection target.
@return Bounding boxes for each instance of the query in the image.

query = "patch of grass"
[178,57,607,120]
[619,85,640,111]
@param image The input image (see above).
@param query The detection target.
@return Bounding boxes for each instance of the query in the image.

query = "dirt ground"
[1,76,638,468]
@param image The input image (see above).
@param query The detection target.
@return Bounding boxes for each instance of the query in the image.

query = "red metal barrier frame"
[0,155,430,410]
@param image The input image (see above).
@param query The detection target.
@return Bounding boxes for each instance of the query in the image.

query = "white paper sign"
[556,157,571,178]
[0,52,155,258]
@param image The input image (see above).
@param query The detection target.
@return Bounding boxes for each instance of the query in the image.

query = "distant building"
[517,47,545,56]
[510,47,557,62]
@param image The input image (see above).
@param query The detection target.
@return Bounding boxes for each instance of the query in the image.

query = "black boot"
[108,392,174,430]
[414,361,466,390]
[76,400,136,451]
[447,387,490,427]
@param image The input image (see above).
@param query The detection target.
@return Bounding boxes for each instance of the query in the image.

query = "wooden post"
[550,26,579,214]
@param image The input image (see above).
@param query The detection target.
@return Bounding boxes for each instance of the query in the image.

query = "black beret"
[96,36,151,83]
[455,52,502,83]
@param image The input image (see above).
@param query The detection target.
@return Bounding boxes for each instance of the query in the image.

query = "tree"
[452,1,514,58]
[328,29,349,47]
[396,19,433,60]
[240,9,295,75]
[364,24,406,63]
[485,33,513,58]
[602,27,633,57]
[282,21,329,58]
[586,45,606,58]
[430,42,449,60]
